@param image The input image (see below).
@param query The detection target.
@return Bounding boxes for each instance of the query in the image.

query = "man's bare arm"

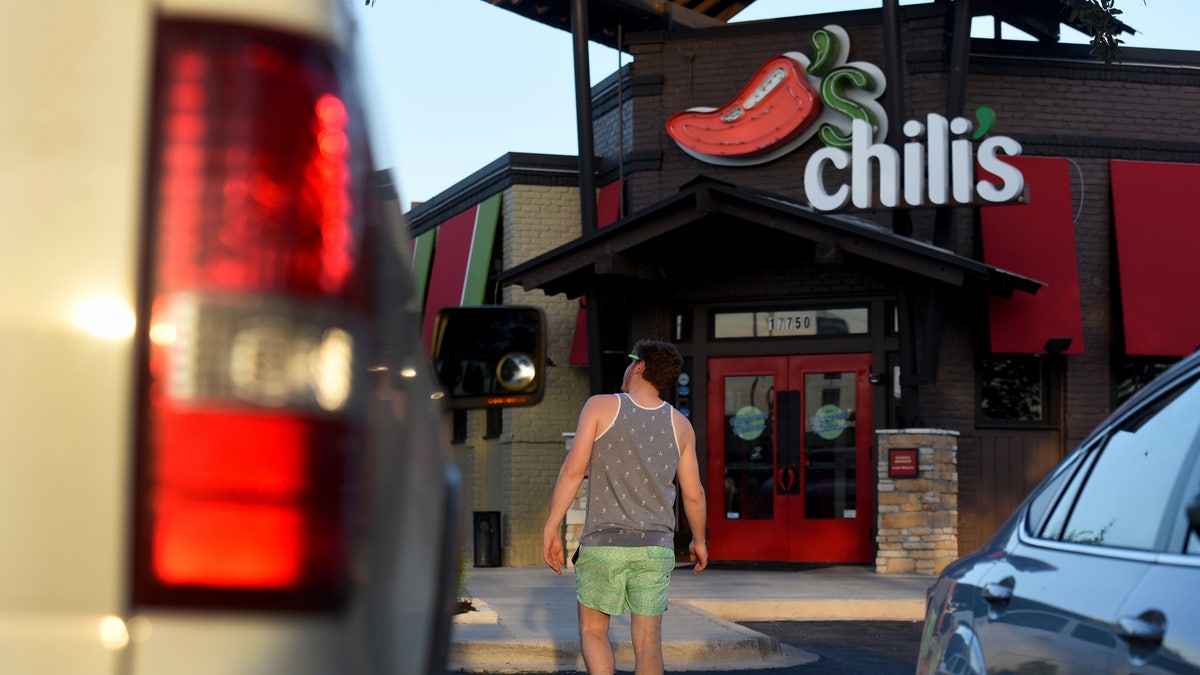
[542,395,613,574]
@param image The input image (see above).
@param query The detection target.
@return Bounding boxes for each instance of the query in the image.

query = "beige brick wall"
[457,185,593,567]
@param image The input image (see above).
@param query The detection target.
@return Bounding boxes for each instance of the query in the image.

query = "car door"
[969,465,1143,675]
[1115,548,1200,673]
[1110,381,1200,674]
[970,542,1139,673]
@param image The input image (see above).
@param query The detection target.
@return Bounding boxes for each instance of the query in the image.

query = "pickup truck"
[0,1,542,673]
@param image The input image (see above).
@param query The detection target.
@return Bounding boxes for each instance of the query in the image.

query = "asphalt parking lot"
[743,620,924,674]
[486,620,925,674]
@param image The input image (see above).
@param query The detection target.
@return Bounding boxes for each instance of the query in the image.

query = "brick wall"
[455,185,592,567]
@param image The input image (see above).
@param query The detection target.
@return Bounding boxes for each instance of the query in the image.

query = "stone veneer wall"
[876,429,959,576]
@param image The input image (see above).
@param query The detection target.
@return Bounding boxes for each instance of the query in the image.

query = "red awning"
[1111,160,1200,357]
[981,156,1084,354]
[597,178,623,227]
[421,194,501,348]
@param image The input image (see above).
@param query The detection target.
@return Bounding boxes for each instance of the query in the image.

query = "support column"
[875,428,959,575]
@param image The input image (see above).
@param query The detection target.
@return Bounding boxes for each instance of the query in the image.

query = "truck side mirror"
[431,305,546,409]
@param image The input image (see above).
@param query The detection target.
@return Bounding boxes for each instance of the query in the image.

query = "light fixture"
[1044,337,1072,355]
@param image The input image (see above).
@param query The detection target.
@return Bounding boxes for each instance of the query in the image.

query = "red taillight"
[133,20,368,610]
[154,42,355,297]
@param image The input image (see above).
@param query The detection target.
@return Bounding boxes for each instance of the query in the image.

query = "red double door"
[706,354,874,563]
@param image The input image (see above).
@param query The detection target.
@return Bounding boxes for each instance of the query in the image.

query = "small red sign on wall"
[889,448,919,478]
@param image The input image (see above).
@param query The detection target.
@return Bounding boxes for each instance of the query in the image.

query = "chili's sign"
[666,25,1024,212]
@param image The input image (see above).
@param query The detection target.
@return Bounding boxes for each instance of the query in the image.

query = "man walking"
[543,339,708,675]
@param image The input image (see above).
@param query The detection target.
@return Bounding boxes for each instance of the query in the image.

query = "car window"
[1053,375,1200,551]
[1037,446,1098,541]
[1026,451,1085,535]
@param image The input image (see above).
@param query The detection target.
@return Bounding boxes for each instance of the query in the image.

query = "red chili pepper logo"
[666,25,890,168]
[667,55,821,163]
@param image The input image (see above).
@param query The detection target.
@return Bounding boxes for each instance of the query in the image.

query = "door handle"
[777,465,796,493]
[776,391,801,495]
[981,579,1013,606]
[1116,610,1166,648]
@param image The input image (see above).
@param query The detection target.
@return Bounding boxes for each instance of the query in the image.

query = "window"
[1036,448,1093,542]
[671,308,694,343]
[452,409,467,444]
[1025,452,1085,536]
[712,307,868,339]
[979,355,1048,424]
[485,408,502,439]
[1115,357,1178,405]
[1040,374,1200,552]
[885,301,900,337]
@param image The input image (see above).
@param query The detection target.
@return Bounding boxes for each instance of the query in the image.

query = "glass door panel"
[803,371,858,520]
[722,375,775,521]
[788,354,873,562]
[707,357,789,561]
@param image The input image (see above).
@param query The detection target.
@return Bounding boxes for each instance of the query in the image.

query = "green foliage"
[1061,0,1136,64]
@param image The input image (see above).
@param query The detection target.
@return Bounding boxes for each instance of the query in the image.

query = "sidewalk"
[449,564,931,673]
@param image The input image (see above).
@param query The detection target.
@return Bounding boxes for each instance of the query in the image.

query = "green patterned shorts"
[574,545,675,616]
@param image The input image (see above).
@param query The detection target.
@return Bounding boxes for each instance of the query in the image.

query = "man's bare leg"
[630,613,664,675]
[578,603,614,675]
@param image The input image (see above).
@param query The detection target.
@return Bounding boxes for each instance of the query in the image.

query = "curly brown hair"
[630,339,682,393]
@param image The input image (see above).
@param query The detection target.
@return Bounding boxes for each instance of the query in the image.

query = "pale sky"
[353,0,1195,212]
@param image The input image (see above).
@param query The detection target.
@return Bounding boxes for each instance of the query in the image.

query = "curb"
[448,636,816,673]
[453,599,499,625]
[448,602,818,673]
[687,598,927,622]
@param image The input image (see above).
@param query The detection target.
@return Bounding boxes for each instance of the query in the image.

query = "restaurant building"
[402,1,1200,570]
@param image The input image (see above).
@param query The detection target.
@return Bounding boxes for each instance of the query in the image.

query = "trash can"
[473,511,501,567]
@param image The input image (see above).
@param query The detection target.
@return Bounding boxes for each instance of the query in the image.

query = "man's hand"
[688,539,708,574]
[543,528,565,575]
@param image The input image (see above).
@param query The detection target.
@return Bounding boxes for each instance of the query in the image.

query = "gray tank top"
[581,393,680,549]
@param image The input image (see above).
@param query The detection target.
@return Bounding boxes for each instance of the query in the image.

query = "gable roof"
[499,178,1042,300]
